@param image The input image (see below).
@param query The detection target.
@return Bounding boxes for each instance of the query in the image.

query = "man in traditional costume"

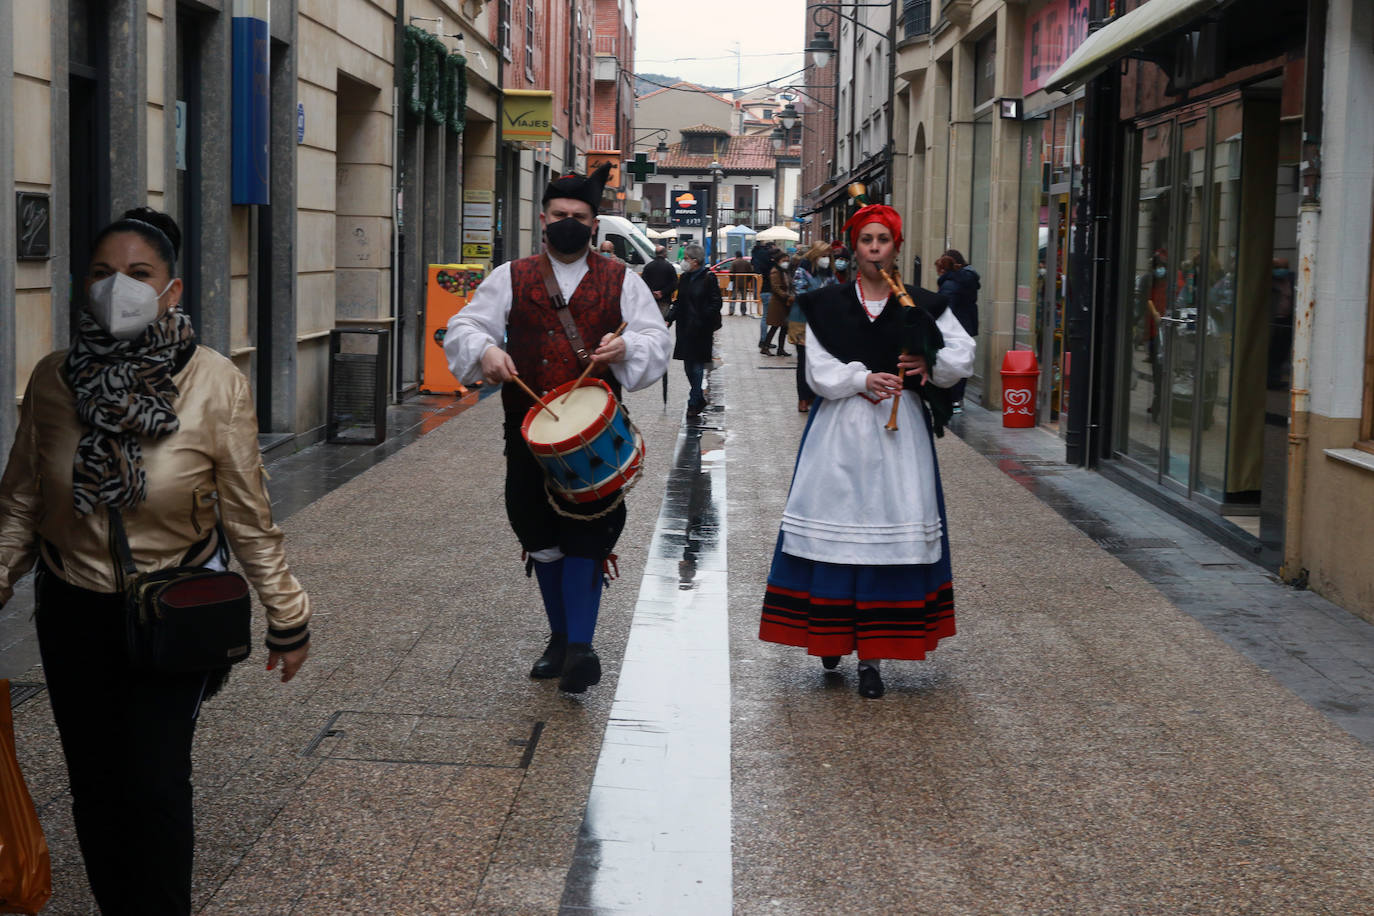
[444,164,671,693]
[758,203,975,698]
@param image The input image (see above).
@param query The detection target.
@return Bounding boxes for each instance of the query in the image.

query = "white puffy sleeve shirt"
[443,256,672,392]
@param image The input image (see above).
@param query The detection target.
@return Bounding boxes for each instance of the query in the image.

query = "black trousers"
[34,565,207,915]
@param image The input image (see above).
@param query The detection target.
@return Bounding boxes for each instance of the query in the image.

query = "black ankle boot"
[529,633,567,679]
[820,655,841,670]
[857,665,884,699]
[559,643,602,693]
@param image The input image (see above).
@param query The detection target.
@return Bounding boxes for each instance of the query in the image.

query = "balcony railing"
[903,0,931,39]
[594,35,617,56]
[591,133,617,151]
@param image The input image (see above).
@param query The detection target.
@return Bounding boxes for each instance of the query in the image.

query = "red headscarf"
[841,203,904,253]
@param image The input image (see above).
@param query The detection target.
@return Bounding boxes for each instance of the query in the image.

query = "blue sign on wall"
[231,1,271,204]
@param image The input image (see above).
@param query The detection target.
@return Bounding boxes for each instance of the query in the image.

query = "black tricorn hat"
[542,162,613,213]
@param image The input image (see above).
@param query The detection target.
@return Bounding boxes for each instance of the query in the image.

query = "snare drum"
[521,379,644,503]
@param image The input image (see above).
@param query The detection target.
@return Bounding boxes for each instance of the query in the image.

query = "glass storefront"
[1113,92,1277,509]
[1013,98,1083,430]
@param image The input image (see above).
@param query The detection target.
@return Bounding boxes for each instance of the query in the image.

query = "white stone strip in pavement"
[562,412,732,913]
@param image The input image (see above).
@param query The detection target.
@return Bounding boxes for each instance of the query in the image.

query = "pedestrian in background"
[936,249,980,412]
[667,244,723,418]
[0,207,312,912]
[728,249,755,317]
[762,251,794,357]
[642,244,678,322]
[759,204,974,699]
[444,165,671,695]
[790,243,836,412]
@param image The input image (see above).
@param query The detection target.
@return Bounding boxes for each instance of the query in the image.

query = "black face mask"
[545,217,593,254]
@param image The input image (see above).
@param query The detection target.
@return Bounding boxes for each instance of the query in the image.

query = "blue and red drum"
[521,378,645,503]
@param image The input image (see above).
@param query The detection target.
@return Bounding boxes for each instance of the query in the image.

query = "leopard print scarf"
[65,308,198,515]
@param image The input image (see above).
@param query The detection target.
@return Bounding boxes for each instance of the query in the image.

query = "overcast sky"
[633,0,806,92]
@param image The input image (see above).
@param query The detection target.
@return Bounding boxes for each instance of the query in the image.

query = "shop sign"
[585,150,622,188]
[503,89,554,142]
[16,192,50,260]
[462,243,492,260]
[670,192,704,227]
[1023,0,1090,96]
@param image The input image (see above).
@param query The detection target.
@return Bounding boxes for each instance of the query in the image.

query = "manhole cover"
[304,711,543,768]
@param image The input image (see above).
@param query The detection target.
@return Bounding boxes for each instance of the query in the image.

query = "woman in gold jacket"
[0,207,310,914]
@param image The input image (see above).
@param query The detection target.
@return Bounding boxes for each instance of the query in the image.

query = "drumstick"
[562,321,629,404]
[509,374,560,421]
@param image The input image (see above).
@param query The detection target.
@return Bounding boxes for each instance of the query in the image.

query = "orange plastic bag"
[0,680,52,915]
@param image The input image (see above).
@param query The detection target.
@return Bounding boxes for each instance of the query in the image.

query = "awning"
[1046,0,1231,92]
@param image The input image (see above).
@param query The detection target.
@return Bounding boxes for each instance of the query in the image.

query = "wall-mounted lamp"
[998,97,1024,120]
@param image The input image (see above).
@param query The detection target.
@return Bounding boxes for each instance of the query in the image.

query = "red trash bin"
[1000,350,1039,428]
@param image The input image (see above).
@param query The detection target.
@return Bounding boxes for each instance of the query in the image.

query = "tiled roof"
[653,134,780,173]
[636,81,735,106]
[680,123,729,135]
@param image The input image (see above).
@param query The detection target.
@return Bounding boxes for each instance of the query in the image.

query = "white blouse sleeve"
[444,263,513,384]
[610,270,673,392]
[804,322,870,399]
[930,308,976,389]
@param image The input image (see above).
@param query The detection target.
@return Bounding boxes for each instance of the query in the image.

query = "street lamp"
[770,126,786,151]
[708,159,724,262]
[807,28,836,69]
[777,103,800,131]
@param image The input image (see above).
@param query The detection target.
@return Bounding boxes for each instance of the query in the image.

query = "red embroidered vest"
[502,253,626,423]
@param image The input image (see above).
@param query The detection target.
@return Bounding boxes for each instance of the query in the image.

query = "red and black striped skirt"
[759,542,955,661]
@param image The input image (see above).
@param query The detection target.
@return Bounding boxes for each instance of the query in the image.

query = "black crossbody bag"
[110,509,253,673]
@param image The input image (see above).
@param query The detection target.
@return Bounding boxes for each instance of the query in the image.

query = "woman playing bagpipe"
[757,194,975,698]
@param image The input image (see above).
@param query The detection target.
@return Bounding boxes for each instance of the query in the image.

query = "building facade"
[891,0,1374,621]
[2,0,630,462]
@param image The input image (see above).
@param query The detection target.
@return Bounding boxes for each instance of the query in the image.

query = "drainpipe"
[1281,0,1326,585]
[391,0,404,401]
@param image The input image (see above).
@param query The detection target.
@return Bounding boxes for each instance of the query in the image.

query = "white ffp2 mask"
[88,272,173,340]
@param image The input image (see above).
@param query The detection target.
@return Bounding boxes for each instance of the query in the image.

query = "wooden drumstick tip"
[511,375,559,421]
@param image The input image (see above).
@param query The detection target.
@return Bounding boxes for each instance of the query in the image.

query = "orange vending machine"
[423,263,487,395]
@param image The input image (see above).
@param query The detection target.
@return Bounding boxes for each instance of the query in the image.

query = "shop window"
[1361,226,1374,453]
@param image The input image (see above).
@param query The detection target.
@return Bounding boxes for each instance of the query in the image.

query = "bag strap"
[537,253,592,369]
[108,507,139,590]
[108,508,137,577]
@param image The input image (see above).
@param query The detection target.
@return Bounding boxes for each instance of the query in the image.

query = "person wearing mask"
[598,239,623,262]
[790,243,835,412]
[666,244,724,418]
[763,252,794,357]
[831,245,853,285]
[0,207,312,912]
[444,165,672,694]
[758,204,974,699]
[729,249,755,317]
[935,249,980,412]
[642,244,678,322]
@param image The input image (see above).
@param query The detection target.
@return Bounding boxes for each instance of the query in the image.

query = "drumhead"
[525,385,612,446]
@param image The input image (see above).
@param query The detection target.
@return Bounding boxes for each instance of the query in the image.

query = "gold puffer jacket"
[0,347,310,642]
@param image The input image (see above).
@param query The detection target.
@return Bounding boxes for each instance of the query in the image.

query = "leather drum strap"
[537,253,592,369]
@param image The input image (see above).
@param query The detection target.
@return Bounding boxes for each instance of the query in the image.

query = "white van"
[596,215,657,272]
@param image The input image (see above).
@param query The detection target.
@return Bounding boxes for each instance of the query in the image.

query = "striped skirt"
[758,539,955,661]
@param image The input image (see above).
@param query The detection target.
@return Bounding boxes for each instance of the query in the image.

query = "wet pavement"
[7,313,1374,913]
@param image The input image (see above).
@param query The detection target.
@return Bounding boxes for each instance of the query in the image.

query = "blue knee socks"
[562,556,604,644]
[532,559,567,635]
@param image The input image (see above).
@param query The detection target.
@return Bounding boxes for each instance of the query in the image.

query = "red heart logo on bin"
[1004,389,1032,407]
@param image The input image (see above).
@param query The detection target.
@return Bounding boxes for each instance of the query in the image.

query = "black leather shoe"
[530,633,567,679]
[776,349,791,357]
[820,655,841,670]
[559,643,602,693]
[857,665,884,699]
